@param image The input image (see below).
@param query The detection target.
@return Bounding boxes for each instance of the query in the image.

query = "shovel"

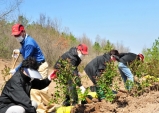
[11,53,20,69]
[8,53,20,79]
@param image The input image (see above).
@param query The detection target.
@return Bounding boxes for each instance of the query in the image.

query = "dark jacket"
[84,53,111,84]
[0,70,51,113]
[54,47,81,76]
[119,53,139,65]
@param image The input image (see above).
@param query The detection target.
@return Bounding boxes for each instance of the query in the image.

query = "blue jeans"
[118,62,134,85]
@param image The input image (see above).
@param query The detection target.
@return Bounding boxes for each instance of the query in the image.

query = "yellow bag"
[56,106,74,113]
[87,92,98,98]
[144,75,154,79]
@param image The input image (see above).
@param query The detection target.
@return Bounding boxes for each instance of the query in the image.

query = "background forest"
[0,0,152,68]
[1,1,159,113]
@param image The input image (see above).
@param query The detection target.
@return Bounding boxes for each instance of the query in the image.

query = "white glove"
[80,86,86,94]
[12,49,20,58]
[12,54,19,58]
[9,69,16,75]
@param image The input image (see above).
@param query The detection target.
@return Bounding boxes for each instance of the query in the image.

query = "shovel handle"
[11,53,20,69]
[8,53,20,80]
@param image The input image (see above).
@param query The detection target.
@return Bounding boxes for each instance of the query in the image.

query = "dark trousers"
[63,80,78,106]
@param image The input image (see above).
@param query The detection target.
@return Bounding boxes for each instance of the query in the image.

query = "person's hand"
[48,70,57,80]
[110,55,116,61]
[12,49,20,58]
[9,69,16,75]
[80,86,86,94]
[13,49,20,54]
[111,55,119,61]
[12,54,19,58]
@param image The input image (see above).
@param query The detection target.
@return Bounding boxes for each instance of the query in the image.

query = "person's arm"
[15,45,35,71]
[54,59,62,69]
[71,68,83,87]
[9,81,36,112]
[31,77,51,89]
[15,63,22,71]
[11,49,21,72]
[119,53,127,58]
[96,58,106,76]
[96,67,105,76]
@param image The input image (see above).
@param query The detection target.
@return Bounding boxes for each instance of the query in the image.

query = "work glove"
[48,70,57,81]
[12,49,20,58]
[80,86,86,94]
[9,69,16,75]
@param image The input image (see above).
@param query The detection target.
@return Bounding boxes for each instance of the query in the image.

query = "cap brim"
[81,51,88,55]
[11,31,21,36]
[25,68,43,79]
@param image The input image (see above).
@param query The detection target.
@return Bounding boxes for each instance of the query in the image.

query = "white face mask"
[78,54,83,59]
[16,36,24,42]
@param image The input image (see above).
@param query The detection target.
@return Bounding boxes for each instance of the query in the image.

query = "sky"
[18,0,159,53]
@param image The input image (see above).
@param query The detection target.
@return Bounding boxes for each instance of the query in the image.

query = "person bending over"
[0,57,56,113]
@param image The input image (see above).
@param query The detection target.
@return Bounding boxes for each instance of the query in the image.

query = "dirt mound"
[71,90,159,113]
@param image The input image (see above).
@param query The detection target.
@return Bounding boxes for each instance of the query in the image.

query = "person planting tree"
[84,49,119,100]
[84,49,119,85]
[54,44,88,106]
[117,52,144,90]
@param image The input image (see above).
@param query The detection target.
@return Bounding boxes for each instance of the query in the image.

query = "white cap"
[24,68,42,79]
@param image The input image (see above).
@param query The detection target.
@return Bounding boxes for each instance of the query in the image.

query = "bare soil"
[1,58,159,113]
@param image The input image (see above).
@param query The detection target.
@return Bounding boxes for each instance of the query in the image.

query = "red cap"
[11,24,24,35]
[138,53,144,61]
[77,44,88,55]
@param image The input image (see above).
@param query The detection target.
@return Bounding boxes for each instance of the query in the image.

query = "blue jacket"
[15,35,45,71]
